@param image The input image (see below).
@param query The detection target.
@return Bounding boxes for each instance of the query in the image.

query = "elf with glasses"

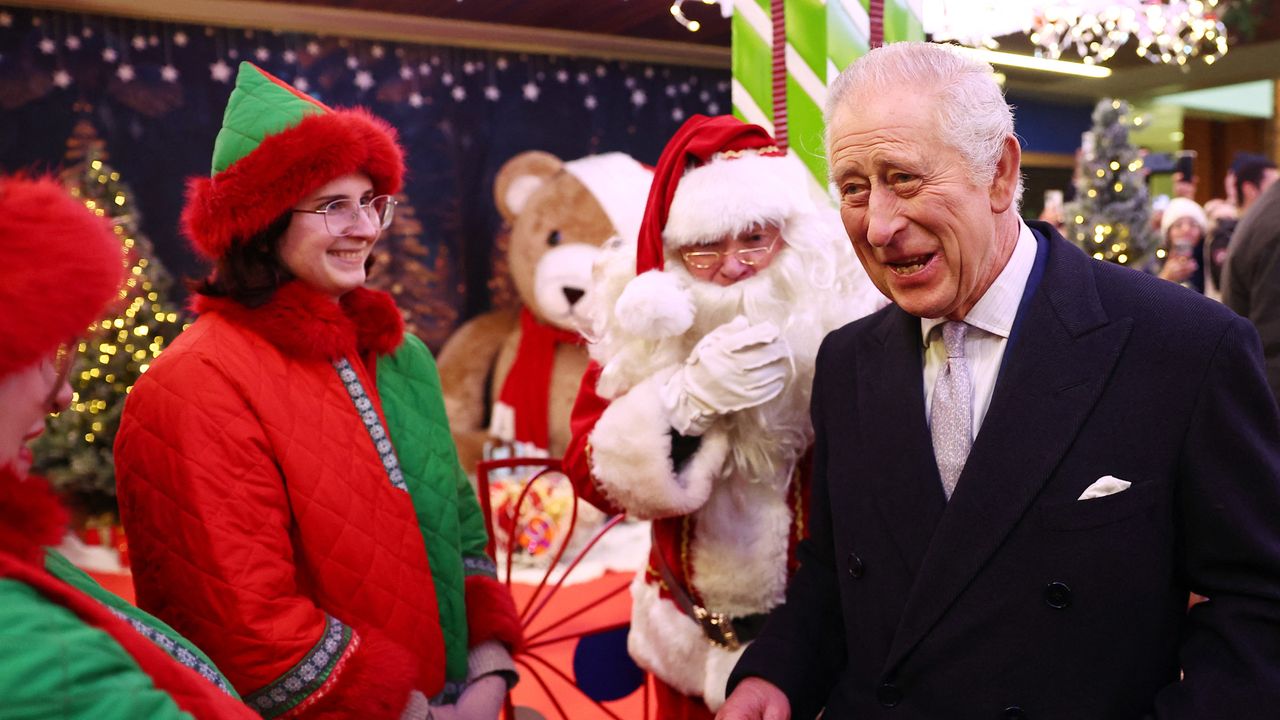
[114,63,521,720]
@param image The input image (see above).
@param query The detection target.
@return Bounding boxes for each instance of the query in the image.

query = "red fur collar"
[193,283,405,361]
[0,466,69,565]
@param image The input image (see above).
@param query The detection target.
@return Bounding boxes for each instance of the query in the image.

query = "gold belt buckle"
[692,605,740,651]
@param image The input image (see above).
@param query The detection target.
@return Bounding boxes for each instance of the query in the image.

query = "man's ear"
[989,135,1022,214]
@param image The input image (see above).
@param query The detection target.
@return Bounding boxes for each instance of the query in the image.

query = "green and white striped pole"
[732,0,923,195]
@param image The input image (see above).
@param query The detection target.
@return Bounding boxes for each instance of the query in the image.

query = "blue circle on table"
[572,626,646,702]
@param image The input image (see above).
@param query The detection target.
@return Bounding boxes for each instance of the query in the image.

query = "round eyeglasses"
[292,194,397,237]
[679,235,780,271]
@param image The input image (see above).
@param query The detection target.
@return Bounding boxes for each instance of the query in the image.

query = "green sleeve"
[0,579,195,720]
[454,454,494,569]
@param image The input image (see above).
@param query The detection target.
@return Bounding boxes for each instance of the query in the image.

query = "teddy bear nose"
[563,287,586,306]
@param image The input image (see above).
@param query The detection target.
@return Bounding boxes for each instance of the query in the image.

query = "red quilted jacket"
[116,283,445,719]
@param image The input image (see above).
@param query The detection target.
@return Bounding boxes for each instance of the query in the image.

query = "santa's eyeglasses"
[679,236,779,271]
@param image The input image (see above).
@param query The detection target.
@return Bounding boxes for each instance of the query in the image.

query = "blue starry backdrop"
[0,6,728,349]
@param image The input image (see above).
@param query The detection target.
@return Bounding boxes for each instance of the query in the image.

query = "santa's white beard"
[668,252,824,485]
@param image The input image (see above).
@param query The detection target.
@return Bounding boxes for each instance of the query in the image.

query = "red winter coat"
[116,283,445,719]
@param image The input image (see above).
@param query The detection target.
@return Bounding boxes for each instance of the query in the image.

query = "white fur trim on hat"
[663,151,814,248]
[1160,196,1208,239]
[614,270,695,340]
[564,153,654,246]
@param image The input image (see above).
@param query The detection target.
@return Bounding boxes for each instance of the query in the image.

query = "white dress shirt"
[922,221,1037,439]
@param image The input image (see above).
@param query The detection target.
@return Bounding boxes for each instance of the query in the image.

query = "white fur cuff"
[588,373,728,519]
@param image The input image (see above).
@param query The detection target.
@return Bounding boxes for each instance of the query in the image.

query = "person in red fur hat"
[113,62,521,720]
[0,174,260,718]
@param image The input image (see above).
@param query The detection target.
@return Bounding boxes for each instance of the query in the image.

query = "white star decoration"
[631,89,647,107]
[131,35,146,51]
[161,64,179,82]
[346,55,359,70]
[409,92,424,108]
[484,85,500,101]
[399,65,413,80]
[173,31,188,47]
[595,64,606,77]
[307,41,320,56]
[672,107,685,121]
[53,69,72,88]
[354,70,374,90]
[38,38,55,55]
[65,36,81,50]
[255,47,270,62]
[707,101,721,115]
[584,95,597,110]
[576,72,588,85]
[496,57,509,71]
[210,60,232,82]
[102,47,118,63]
[116,64,135,82]
[665,85,677,97]
[0,12,12,28]
[418,63,431,76]
[625,76,636,89]
[451,85,466,101]
[283,50,297,63]
[441,72,454,86]
[149,35,159,47]
[294,76,310,92]
[371,44,385,59]
[522,82,539,101]
[463,61,476,75]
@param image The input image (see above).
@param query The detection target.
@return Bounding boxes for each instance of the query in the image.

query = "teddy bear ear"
[494,150,564,223]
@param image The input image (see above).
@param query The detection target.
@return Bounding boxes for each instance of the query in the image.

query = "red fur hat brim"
[0,176,125,377]
[182,108,405,260]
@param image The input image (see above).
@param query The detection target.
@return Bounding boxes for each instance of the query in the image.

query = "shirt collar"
[921,220,1037,346]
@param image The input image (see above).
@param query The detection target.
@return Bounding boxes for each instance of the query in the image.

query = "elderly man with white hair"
[720,41,1280,720]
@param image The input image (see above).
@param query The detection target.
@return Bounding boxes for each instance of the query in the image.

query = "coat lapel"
[883,232,1133,674]
[859,306,947,576]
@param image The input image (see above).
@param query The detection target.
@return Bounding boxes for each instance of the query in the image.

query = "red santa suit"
[562,116,884,716]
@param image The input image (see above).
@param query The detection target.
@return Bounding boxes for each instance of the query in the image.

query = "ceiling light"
[949,45,1113,78]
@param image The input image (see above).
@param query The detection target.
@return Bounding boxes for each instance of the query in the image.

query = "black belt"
[650,528,770,651]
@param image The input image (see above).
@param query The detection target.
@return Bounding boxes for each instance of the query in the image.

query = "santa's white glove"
[661,315,788,436]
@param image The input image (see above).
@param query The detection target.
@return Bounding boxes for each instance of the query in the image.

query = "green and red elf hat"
[181,62,405,260]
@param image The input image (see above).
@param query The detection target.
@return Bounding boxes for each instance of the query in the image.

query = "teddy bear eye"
[547,230,562,247]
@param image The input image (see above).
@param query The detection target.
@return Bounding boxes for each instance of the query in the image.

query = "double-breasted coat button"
[1044,581,1072,609]
[848,553,864,579]
[1003,706,1028,719]
[876,683,902,707]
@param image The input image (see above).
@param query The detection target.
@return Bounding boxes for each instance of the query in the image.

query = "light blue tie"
[931,321,972,500]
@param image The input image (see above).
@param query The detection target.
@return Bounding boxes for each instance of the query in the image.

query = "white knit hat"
[1160,197,1208,239]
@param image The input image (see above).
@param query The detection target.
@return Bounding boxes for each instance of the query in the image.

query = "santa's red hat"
[182,62,405,260]
[616,115,815,339]
[0,176,125,377]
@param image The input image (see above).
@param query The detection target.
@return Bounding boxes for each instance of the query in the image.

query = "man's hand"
[662,316,788,434]
[716,677,791,720]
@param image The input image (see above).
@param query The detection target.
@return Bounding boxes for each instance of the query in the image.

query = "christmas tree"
[1064,98,1155,268]
[32,118,187,520]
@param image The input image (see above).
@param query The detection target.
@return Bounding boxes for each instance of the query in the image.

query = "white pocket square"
[1078,475,1131,501]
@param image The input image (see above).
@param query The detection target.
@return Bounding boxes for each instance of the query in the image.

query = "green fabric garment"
[210,62,328,175]
[42,550,238,698]
[0,578,194,720]
[377,334,493,684]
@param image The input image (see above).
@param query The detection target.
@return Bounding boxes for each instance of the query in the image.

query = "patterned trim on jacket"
[335,358,408,492]
[244,614,357,718]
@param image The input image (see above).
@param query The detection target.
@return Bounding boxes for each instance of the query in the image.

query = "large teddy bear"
[437,151,652,474]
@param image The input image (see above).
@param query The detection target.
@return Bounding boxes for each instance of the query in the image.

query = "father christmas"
[563,115,883,718]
